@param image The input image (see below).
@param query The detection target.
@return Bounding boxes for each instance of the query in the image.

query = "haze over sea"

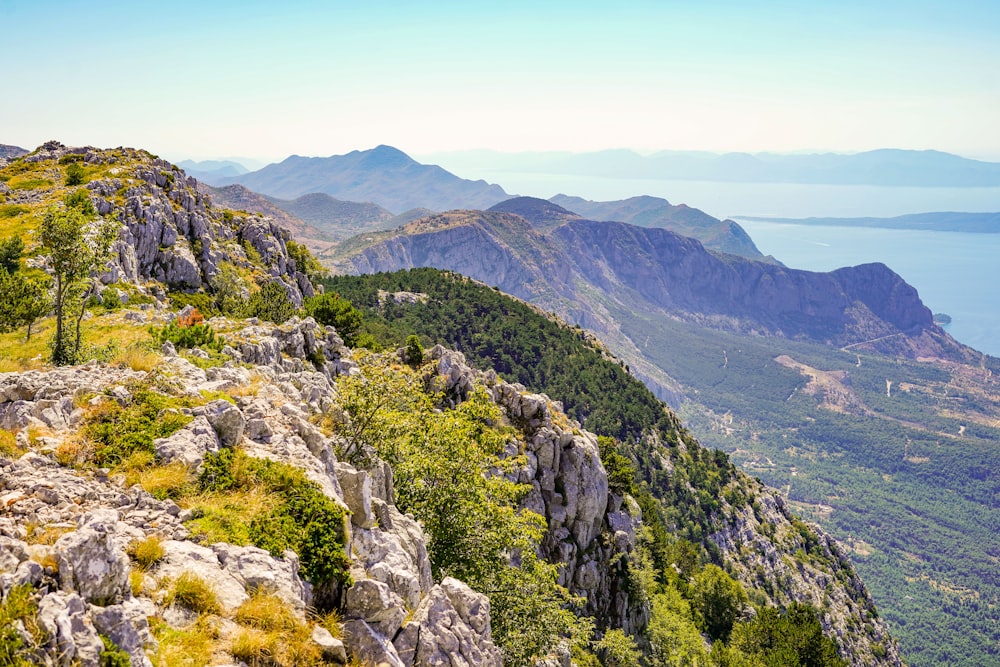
[470,172,1000,357]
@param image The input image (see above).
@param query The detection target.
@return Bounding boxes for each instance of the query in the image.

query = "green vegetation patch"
[323,269,669,442]
[190,449,351,597]
[83,385,193,467]
[0,585,41,667]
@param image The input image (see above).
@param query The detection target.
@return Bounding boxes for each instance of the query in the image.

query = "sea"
[478,171,1000,357]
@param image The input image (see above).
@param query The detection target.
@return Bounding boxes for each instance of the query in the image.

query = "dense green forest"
[323,268,999,667]
[323,269,670,442]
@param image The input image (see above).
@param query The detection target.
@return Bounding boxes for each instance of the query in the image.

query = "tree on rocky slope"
[0,269,50,340]
[38,192,116,364]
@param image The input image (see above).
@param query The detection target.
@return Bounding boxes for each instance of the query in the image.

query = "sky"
[3,0,999,163]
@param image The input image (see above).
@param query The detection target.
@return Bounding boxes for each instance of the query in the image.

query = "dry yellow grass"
[0,429,22,459]
[129,535,166,570]
[127,461,194,501]
[25,522,74,546]
[167,572,221,615]
[53,434,95,468]
[231,593,325,667]
[150,615,218,667]
[113,344,162,372]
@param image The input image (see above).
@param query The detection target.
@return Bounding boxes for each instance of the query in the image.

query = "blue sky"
[3,0,998,161]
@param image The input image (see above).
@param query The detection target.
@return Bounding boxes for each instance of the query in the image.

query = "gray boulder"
[212,543,310,612]
[155,540,249,613]
[344,578,408,638]
[153,415,219,469]
[343,619,405,667]
[335,463,375,529]
[311,626,348,663]
[201,399,245,447]
[91,598,156,667]
[54,511,131,606]
[393,578,502,667]
[37,592,104,667]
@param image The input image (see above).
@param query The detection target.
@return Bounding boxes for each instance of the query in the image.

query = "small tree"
[595,629,641,667]
[304,292,362,345]
[65,162,86,186]
[208,263,248,316]
[285,239,326,282]
[0,270,50,340]
[38,199,116,365]
[0,237,24,273]
[404,334,424,367]
[691,564,749,642]
[243,281,297,324]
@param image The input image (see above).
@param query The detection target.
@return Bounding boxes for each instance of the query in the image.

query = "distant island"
[933,313,953,325]
[734,211,1000,233]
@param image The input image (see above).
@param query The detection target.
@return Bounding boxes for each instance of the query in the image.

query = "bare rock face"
[153,415,220,468]
[54,510,131,606]
[344,578,408,638]
[426,345,645,634]
[393,578,503,667]
[155,540,250,613]
[710,485,904,667]
[37,591,105,666]
[91,599,156,667]
[212,544,311,612]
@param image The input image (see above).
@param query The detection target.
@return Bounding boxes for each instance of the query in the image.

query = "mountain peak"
[487,196,580,226]
[355,144,418,169]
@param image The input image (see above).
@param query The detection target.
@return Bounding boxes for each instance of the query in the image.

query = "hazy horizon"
[3,1,998,162]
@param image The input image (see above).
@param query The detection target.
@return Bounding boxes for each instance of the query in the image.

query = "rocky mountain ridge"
[1,141,904,666]
[328,204,969,404]
[0,308,901,666]
[547,194,770,260]
[1,141,318,309]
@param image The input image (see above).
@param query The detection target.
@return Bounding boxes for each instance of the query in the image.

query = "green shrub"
[286,239,326,282]
[0,585,38,666]
[242,281,297,324]
[195,449,351,598]
[100,635,131,667]
[150,321,223,352]
[167,291,217,316]
[304,292,361,345]
[404,334,423,367]
[101,289,122,311]
[0,236,23,273]
[84,387,192,466]
[65,162,87,186]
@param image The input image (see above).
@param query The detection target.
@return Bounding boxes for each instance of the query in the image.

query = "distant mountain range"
[212,145,512,213]
[186,146,774,258]
[0,144,28,159]
[549,194,773,260]
[177,158,251,181]
[325,196,969,401]
[735,211,1000,233]
[422,148,1000,187]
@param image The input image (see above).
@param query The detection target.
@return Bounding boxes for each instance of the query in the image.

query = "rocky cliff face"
[12,141,316,306]
[0,318,505,667]
[330,208,970,407]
